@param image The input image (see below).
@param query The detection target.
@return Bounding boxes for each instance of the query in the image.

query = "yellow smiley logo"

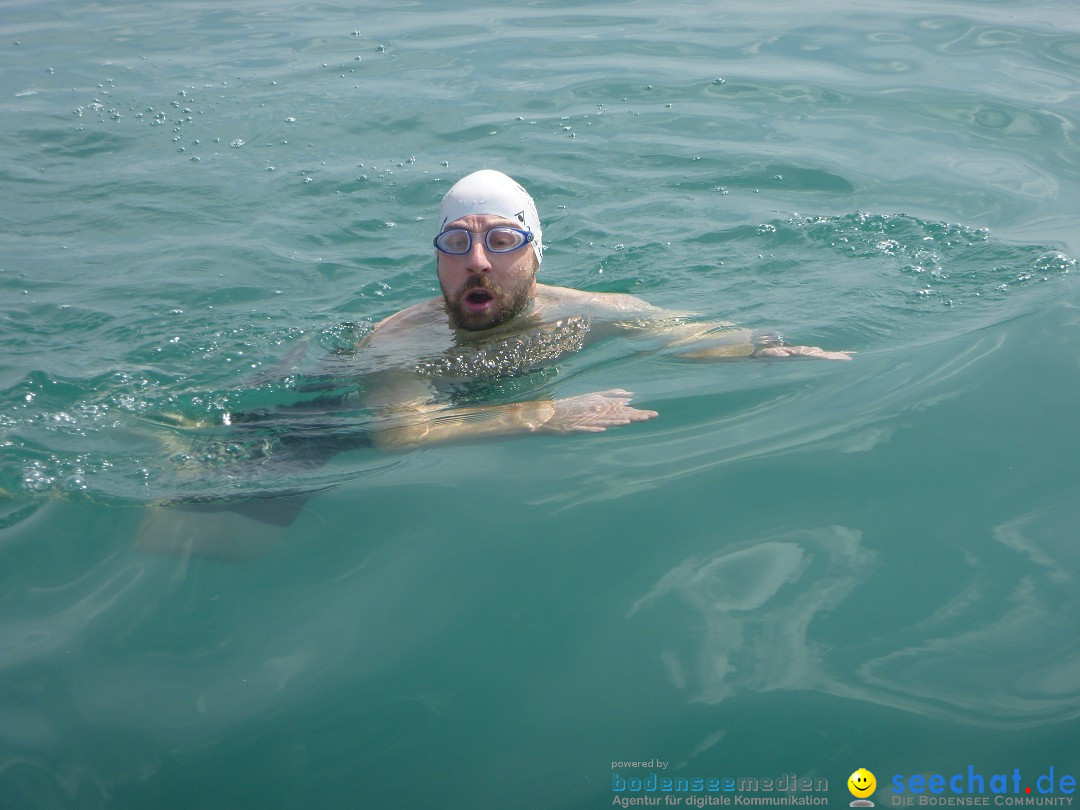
[848,768,877,798]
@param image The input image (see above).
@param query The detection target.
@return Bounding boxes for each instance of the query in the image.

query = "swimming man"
[359,169,849,452]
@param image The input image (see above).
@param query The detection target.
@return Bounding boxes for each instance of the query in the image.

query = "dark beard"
[443,275,532,332]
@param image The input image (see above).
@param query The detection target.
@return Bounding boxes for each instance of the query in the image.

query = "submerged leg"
[135,495,309,561]
[135,408,374,560]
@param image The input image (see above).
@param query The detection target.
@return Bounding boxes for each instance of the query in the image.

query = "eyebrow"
[445,217,521,230]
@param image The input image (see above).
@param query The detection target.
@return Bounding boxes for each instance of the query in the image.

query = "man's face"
[437,213,539,332]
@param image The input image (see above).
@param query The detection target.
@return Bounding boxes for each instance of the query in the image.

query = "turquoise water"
[3,1,1080,807]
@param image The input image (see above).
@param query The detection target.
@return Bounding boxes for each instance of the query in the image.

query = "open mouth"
[463,288,494,312]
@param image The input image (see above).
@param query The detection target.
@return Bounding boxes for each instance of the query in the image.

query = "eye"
[439,230,470,253]
[487,228,523,251]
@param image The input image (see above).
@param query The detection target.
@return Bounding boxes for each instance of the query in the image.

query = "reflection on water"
[628,526,874,704]
[855,498,1080,726]
[627,510,1080,728]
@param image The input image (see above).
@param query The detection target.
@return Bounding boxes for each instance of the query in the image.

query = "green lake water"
[2,1,1079,807]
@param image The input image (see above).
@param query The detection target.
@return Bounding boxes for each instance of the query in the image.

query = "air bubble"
[1033,251,1075,273]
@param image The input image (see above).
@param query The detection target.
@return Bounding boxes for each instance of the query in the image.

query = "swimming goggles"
[433,227,534,255]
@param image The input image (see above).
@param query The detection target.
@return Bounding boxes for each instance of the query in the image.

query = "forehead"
[442,213,521,231]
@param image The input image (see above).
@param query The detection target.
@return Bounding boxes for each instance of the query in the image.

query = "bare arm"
[543,286,851,361]
[609,309,852,362]
[369,389,657,452]
[670,327,853,361]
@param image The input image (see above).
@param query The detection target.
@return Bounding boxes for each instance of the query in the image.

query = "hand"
[540,389,658,434]
[755,345,853,361]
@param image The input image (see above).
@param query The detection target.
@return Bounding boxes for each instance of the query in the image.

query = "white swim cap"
[437,169,543,264]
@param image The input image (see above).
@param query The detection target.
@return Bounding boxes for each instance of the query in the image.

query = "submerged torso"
[358,284,671,398]
[413,314,593,382]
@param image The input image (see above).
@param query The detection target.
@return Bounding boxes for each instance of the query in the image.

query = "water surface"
[2,1,1079,807]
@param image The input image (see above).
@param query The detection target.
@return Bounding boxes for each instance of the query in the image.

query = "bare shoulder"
[362,297,446,345]
[534,284,669,318]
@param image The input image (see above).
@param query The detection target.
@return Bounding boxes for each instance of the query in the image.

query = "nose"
[464,236,492,272]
